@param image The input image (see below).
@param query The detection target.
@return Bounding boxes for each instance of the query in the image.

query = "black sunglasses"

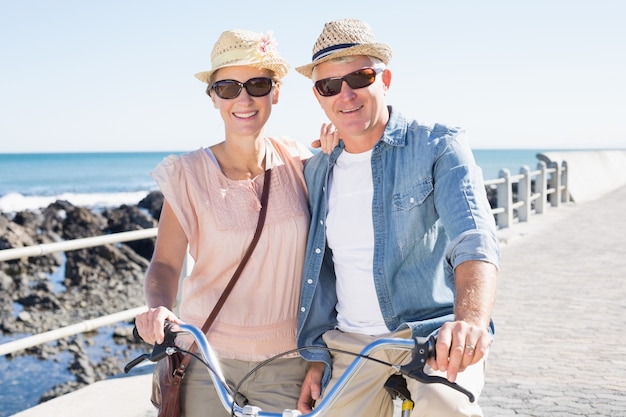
[208,77,275,99]
[314,67,383,97]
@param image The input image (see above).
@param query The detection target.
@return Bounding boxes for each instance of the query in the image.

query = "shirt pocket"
[392,179,433,211]
[391,179,435,255]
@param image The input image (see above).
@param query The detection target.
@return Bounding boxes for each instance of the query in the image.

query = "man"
[295,19,500,417]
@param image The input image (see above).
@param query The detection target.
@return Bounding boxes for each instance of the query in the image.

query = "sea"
[0,149,547,214]
[0,148,545,416]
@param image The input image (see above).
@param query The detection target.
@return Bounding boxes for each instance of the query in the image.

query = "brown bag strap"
[176,168,272,372]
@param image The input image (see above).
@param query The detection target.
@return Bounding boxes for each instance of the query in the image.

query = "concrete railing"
[0,306,149,356]
[0,228,158,262]
[486,160,568,229]
[485,149,626,229]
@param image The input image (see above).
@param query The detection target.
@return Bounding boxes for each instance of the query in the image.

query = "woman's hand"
[310,123,340,154]
[134,306,184,345]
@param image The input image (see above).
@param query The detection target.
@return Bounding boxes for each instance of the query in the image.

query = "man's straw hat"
[195,29,289,83]
[296,18,392,79]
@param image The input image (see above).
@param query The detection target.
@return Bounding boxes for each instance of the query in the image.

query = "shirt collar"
[379,106,409,148]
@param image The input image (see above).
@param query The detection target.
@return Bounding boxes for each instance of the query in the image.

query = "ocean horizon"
[0,148,552,214]
[0,151,179,213]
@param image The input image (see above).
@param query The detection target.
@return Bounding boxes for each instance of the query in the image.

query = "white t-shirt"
[326,149,387,335]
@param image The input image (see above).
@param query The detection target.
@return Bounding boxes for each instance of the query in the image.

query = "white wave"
[0,191,152,213]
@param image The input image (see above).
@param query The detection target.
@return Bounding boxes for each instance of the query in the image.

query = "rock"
[0,214,37,252]
[17,310,32,323]
[102,204,157,260]
[138,191,164,220]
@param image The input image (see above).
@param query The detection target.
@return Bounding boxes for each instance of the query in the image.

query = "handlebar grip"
[132,325,143,342]
[400,335,476,402]
[162,321,179,344]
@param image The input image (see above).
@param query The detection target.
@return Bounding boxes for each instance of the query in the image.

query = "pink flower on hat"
[257,31,277,59]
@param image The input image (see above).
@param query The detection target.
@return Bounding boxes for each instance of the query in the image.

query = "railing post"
[496,169,513,228]
[561,161,569,203]
[548,160,561,207]
[518,165,532,223]
[535,161,547,214]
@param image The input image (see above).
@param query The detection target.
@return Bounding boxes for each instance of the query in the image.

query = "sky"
[1,0,625,153]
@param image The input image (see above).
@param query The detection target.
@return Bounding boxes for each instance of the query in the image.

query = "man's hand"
[430,320,493,382]
[297,362,325,413]
[431,260,497,381]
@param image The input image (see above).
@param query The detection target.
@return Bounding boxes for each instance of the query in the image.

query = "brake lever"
[124,321,180,373]
[399,335,475,402]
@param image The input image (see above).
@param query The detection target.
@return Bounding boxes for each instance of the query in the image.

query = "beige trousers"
[319,329,486,417]
[181,355,308,417]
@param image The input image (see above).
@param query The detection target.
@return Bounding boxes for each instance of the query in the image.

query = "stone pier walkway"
[481,186,626,416]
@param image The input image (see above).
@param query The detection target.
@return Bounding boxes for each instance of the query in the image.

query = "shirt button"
[300,307,306,312]
[320,220,324,225]
[315,248,321,254]
[307,279,313,284]
[410,197,415,203]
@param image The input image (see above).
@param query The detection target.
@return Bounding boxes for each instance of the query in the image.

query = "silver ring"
[465,344,475,350]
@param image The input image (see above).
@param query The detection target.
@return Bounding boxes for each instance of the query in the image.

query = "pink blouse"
[151,137,311,361]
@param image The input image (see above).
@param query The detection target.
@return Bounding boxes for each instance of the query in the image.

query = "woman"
[135,29,313,416]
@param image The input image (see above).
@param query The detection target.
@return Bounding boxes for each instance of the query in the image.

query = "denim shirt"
[297,107,500,385]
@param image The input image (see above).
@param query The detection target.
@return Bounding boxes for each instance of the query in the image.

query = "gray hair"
[312,55,385,81]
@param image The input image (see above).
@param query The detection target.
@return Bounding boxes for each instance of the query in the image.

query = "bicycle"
[125,322,474,417]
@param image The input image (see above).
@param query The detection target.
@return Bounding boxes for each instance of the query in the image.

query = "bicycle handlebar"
[125,322,474,417]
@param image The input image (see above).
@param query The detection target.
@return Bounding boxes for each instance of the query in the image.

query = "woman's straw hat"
[296,18,392,79]
[195,29,290,83]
